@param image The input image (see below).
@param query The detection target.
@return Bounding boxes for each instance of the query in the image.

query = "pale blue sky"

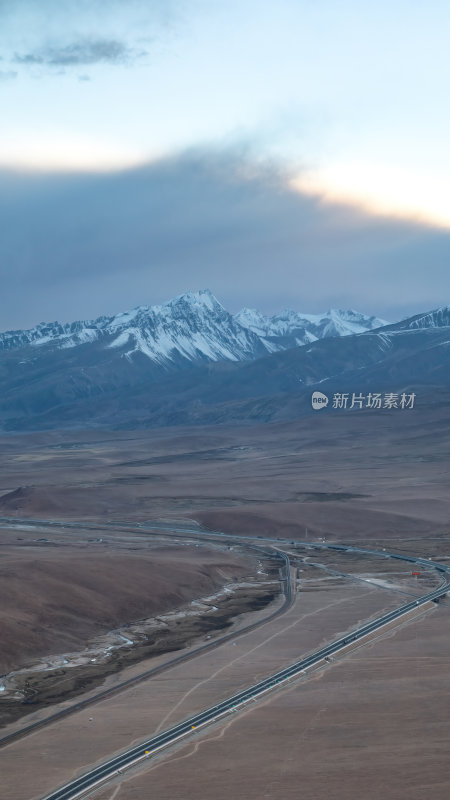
[1,0,449,327]
[2,0,449,222]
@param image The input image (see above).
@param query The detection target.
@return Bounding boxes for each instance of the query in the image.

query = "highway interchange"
[0,515,449,800]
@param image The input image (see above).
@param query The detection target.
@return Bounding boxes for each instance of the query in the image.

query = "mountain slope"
[234,307,387,348]
[0,290,269,365]
[374,306,450,333]
[0,290,386,366]
[0,302,449,431]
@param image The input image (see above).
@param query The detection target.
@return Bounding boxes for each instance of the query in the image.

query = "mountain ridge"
[0,289,388,364]
[0,291,449,432]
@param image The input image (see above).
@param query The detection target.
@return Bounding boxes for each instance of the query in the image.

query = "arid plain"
[0,404,449,799]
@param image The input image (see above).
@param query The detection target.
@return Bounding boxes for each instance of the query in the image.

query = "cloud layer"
[0,0,177,75]
[1,151,449,330]
[14,38,143,66]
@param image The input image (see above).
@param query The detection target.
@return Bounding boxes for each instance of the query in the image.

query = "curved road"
[0,517,448,800]
[0,547,292,748]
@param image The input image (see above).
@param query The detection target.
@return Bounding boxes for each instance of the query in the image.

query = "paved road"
[1,514,449,577]
[2,516,449,800]
[39,577,448,800]
[0,548,292,749]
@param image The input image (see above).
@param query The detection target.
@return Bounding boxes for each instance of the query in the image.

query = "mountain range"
[0,290,386,363]
[0,290,449,431]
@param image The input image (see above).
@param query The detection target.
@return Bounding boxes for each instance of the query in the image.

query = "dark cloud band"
[14,38,144,66]
[0,151,448,329]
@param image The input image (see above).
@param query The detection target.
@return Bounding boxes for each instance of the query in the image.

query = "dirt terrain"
[94,606,450,800]
[0,528,282,729]
[0,407,449,799]
[0,541,254,675]
[0,565,421,800]
[0,406,448,548]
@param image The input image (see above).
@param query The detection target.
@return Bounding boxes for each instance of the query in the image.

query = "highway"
[0,548,292,749]
[1,514,449,577]
[1,515,449,800]
[38,576,449,800]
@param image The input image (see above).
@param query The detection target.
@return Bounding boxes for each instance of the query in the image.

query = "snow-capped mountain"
[0,289,387,366]
[0,290,268,365]
[0,295,449,431]
[377,306,450,332]
[103,290,270,365]
[234,307,387,349]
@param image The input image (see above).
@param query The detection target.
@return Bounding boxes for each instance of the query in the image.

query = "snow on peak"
[234,308,271,336]
[401,306,450,330]
[233,305,387,344]
[164,289,224,314]
[0,290,391,368]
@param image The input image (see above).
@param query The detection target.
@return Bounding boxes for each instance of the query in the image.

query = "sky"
[1,0,449,329]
